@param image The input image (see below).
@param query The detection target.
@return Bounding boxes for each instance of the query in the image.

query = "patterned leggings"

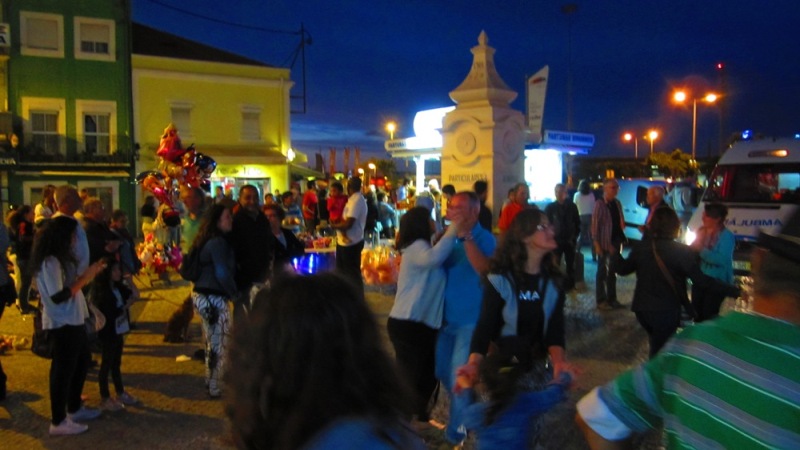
[191,292,230,395]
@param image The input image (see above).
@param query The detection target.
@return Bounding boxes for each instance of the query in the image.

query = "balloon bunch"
[136,123,217,214]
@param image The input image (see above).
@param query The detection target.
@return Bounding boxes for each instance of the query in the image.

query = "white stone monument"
[442,31,526,226]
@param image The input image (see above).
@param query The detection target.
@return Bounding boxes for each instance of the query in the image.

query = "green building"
[0,0,135,222]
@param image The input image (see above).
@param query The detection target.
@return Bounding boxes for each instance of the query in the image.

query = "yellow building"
[132,23,312,209]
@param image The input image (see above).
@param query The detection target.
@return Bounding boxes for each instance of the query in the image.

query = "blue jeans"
[435,323,475,444]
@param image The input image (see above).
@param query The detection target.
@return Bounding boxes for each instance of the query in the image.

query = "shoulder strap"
[651,240,687,307]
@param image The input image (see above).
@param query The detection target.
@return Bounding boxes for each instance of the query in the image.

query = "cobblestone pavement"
[0,248,698,449]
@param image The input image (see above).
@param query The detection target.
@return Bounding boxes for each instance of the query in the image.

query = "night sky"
[133,0,800,162]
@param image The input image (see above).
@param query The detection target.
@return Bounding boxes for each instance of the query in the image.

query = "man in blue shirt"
[435,191,496,445]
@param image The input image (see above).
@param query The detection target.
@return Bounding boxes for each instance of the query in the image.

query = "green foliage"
[646,149,697,177]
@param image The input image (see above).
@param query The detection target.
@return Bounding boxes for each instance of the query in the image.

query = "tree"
[646,149,695,178]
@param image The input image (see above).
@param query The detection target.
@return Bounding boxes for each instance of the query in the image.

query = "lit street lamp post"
[646,130,658,155]
[673,91,718,160]
[623,132,638,159]
[386,122,396,140]
[367,162,376,183]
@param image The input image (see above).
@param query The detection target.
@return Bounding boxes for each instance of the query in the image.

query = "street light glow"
[623,133,633,141]
[673,91,687,102]
[648,130,658,140]
[386,122,397,140]
[704,93,718,103]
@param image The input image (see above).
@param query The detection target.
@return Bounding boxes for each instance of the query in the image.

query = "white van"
[617,178,669,241]
[686,137,800,274]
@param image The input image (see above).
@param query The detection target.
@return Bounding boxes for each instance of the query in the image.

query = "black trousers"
[49,324,91,424]
[554,240,577,286]
[387,317,439,421]
[335,240,364,291]
[98,335,125,398]
[691,284,726,323]
[635,309,681,358]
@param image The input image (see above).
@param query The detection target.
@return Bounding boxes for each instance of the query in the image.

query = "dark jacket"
[83,218,121,263]
[92,281,132,340]
[544,200,581,244]
[193,236,238,299]
[478,202,493,231]
[617,238,740,312]
[272,229,305,277]
[230,208,273,290]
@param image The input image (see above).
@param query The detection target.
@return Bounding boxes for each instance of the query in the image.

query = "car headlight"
[685,229,696,245]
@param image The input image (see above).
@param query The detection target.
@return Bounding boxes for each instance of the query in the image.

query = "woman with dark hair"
[8,205,35,314]
[189,204,237,398]
[225,274,423,449]
[616,207,740,357]
[34,185,57,225]
[388,206,463,426]
[32,216,106,435]
[263,203,304,277]
[573,180,597,261]
[456,208,575,445]
[690,203,735,322]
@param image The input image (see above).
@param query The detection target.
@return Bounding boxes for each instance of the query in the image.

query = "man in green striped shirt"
[576,211,800,449]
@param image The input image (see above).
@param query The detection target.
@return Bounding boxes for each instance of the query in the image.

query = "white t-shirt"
[573,192,597,216]
[338,192,367,246]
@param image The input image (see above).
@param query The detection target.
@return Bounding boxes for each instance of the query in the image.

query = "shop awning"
[289,163,325,179]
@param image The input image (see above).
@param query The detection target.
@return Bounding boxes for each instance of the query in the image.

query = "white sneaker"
[49,418,88,435]
[100,397,125,411]
[67,405,102,422]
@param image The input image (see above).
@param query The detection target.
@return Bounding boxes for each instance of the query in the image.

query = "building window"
[20,11,64,58]
[31,111,60,154]
[77,181,119,213]
[170,103,193,139]
[76,100,117,155]
[74,17,115,61]
[241,109,261,141]
[22,97,66,155]
[84,113,110,155]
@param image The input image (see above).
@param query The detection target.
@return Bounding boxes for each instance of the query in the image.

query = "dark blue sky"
[133,0,800,161]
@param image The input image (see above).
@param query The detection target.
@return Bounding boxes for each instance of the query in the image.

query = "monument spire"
[449,31,517,107]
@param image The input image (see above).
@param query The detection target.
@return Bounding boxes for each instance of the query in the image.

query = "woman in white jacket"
[32,216,106,435]
[388,206,464,425]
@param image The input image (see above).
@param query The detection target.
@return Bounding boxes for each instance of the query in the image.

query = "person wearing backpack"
[187,204,237,398]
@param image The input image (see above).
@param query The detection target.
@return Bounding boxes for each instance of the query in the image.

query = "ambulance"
[686,137,800,274]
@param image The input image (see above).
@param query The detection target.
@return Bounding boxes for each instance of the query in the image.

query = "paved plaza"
[0,250,666,449]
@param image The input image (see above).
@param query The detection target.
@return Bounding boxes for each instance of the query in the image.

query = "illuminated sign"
[543,130,595,147]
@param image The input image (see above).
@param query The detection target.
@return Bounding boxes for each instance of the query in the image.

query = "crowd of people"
[0,174,797,449]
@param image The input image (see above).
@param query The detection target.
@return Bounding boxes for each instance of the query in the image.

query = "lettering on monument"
[448,173,487,183]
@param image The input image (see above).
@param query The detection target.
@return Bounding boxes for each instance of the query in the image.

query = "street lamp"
[673,91,718,160]
[386,122,396,140]
[623,132,638,159]
[645,130,659,154]
[367,162,376,183]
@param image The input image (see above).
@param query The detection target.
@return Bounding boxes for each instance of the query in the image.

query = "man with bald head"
[436,191,496,446]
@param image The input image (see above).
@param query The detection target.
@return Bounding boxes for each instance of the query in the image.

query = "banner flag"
[329,147,336,175]
[527,65,549,143]
[343,147,350,175]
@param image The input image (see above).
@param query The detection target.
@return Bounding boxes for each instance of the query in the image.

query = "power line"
[144,0,301,35]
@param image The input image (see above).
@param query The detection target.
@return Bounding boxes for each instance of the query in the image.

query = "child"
[91,260,140,411]
[327,181,349,243]
[459,345,573,449]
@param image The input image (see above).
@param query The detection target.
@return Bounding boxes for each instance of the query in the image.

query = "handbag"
[651,240,697,323]
[31,305,53,359]
[85,301,106,340]
[0,282,17,306]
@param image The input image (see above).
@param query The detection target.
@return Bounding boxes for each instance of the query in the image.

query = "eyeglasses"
[536,223,554,232]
